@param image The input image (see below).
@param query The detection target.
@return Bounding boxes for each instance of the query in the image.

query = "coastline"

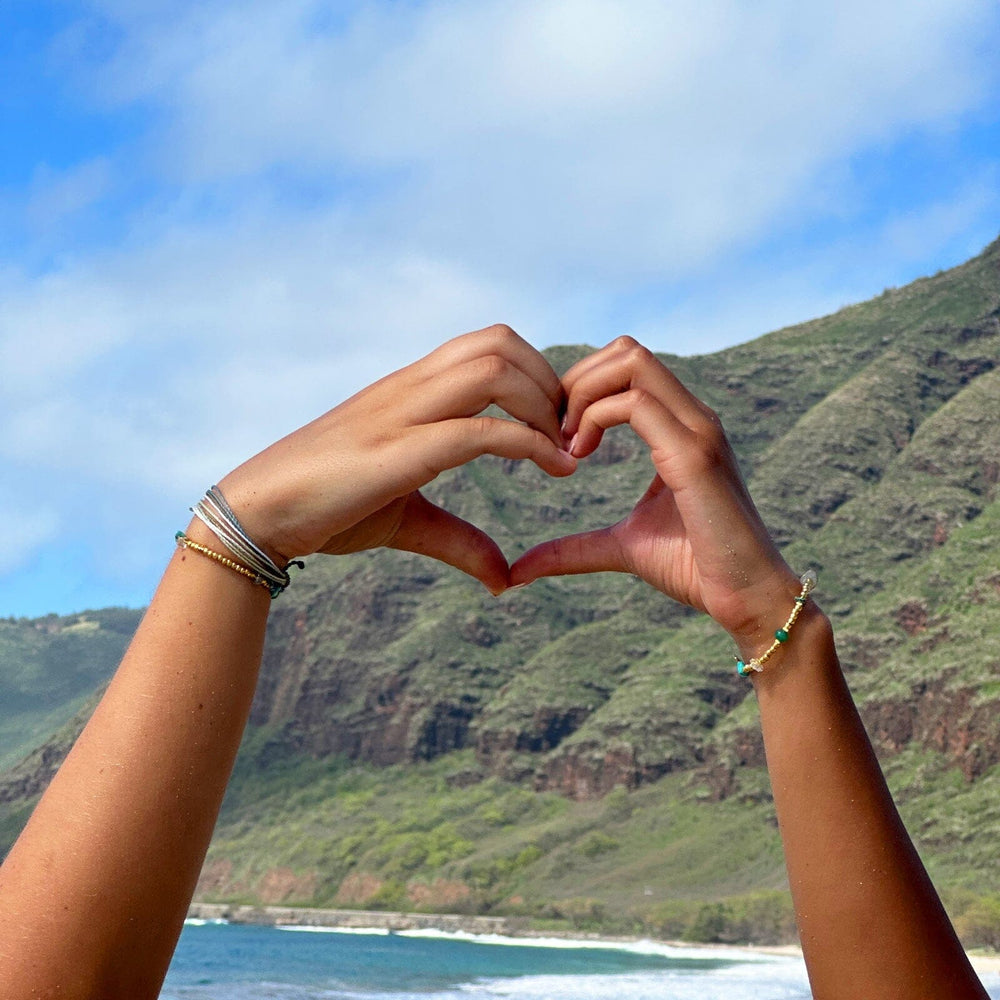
[186,903,1000,976]
[187,902,514,937]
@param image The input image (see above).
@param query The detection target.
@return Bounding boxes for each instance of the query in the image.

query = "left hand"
[215,325,576,595]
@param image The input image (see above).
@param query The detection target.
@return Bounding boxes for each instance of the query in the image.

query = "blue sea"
[161,922,1000,1000]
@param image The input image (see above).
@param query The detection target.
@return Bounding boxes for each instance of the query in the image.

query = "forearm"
[0,520,270,998]
[0,326,574,998]
[513,339,989,997]
[754,608,986,1000]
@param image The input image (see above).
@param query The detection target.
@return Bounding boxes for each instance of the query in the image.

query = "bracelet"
[187,486,304,598]
[735,570,817,677]
[175,531,274,594]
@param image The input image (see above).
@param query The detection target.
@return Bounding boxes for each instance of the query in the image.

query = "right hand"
[214,325,576,595]
[511,337,801,653]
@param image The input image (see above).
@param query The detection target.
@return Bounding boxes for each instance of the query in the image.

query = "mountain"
[0,609,140,770]
[1,235,998,945]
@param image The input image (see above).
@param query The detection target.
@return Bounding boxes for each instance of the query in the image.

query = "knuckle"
[625,386,652,409]
[610,335,639,352]
[523,424,548,452]
[689,427,730,473]
[695,412,728,450]
[475,352,513,383]
[484,322,519,345]
[469,414,495,439]
[465,414,500,455]
[624,342,655,369]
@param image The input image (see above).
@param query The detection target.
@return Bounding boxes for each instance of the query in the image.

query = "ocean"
[160,922,1000,1000]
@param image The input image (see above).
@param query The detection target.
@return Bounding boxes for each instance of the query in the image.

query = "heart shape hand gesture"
[218,325,800,655]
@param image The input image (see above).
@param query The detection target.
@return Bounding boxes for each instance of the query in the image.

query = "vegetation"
[1,235,998,947]
[0,609,141,769]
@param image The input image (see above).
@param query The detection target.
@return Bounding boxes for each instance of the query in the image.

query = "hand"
[510,337,800,650]
[216,325,576,595]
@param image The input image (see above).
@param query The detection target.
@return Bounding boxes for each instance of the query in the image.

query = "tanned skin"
[0,329,986,999]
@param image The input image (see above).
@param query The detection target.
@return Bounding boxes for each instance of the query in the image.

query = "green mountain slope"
[1,235,998,945]
[0,609,141,770]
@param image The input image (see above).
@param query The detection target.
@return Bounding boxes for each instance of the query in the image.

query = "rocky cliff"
[243,235,1000,799]
[2,237,998,932]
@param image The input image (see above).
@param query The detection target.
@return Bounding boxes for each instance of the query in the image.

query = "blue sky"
[2,0,999,619]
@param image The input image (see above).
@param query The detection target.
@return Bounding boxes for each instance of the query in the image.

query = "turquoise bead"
[736,660,748,676]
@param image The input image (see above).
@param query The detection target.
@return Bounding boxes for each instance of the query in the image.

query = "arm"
[512,336,986,1000]
[0,325,575,1000]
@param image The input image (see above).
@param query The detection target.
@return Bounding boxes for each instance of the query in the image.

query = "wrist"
[213,471,295,567]
[724,567,815,661]
[748,604,835,696]
[176,518,276,603]
[186,483,305,600]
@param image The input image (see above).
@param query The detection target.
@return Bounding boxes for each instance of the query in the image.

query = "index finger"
[421,324,565,414]
[561,337,710,439]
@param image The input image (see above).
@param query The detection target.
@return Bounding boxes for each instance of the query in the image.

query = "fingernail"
[506,582,530,592]
[568,434,578,456]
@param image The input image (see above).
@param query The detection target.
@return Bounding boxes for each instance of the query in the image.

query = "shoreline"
[186,902,1000,976]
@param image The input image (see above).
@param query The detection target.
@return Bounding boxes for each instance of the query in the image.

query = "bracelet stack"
[735,570,817,677]
[177,485,303,598]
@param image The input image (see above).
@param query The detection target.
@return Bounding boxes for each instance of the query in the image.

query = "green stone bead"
[775,629,789,642]
[736,660,747,676]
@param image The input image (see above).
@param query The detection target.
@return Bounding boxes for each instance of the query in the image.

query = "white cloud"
[0,206,540,508]
[632,176,1000,356]
[0,491,59,576]
[1,0,998,613]
[62,0,998,283]
[878,171,1000,266]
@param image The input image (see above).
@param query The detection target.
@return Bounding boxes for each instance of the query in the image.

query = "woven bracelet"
[185,486,304,598]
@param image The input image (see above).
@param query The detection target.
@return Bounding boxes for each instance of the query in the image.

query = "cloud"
[0,489,59,576]
[1,0,998,614]
[0,205,542,510]
[878,170,1000,267]
[24,158,113,235]
[62,0,999,284]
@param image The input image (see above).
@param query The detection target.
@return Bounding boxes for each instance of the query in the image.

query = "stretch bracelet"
[735,570,818,677]
[175,531,274,594]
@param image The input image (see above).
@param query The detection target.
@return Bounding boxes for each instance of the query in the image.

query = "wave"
[277,925,392,936]
[266,922,790,965]
[162,966,814,1000]
[460,967,813,1000]
[364,926,790,965]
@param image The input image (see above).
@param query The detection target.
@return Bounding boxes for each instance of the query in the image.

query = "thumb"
[509,526,627,586]
[388,491,511,595]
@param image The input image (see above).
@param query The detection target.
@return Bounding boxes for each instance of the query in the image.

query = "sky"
[1,0,999,619]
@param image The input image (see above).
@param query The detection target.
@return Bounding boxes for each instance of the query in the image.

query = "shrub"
[684,902,730,943]
[580,831,620,858]
[954,896,1000,951]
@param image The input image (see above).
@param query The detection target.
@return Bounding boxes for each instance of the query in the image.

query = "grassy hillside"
[1,234,998,945]
[0,609,141,770]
